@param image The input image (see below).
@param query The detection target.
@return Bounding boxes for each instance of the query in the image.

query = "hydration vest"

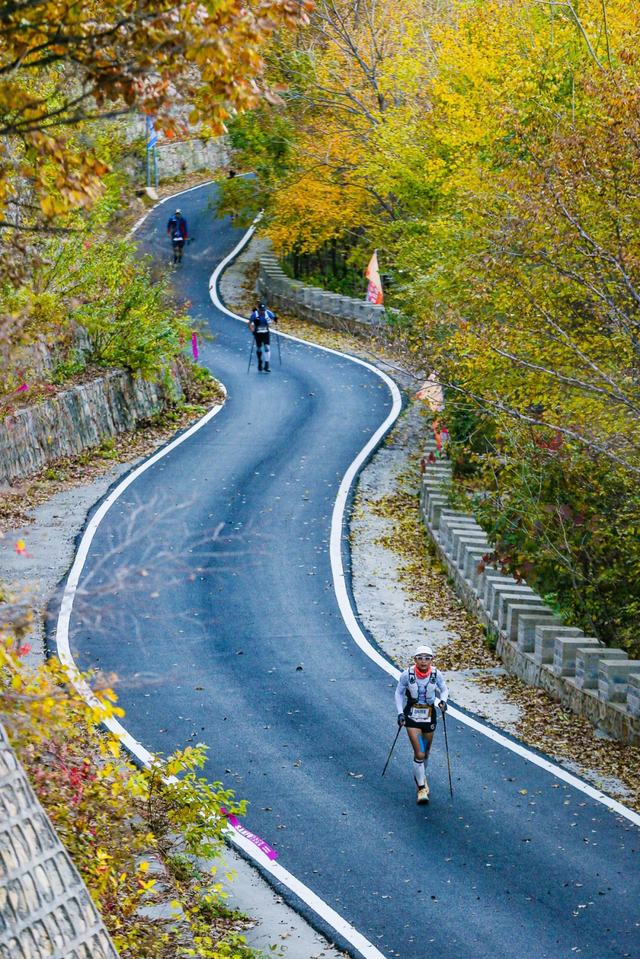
[251,309,273,331]
[404,665,438,713]
[168,215,187,240]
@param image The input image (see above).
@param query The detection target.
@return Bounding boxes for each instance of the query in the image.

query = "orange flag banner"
[365,250,383,305]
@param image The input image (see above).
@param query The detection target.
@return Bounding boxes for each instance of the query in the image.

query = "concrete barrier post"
[599,660,640,703]
[455,535,490,570]
[518,614,563,653]
[447,523,484,550]
[575,647,627,689]
[628,673,640,717]
[553,636,603,677]
[427,498,450,529]
[452,532,489,566]
[505,601,550,639]
[488,583,536,622]
[421,479,449,504]
[534,626,583,665]
[438,514,475,550]
[428,503,456,532]
[479,571,514,610]
[463,549,489,585]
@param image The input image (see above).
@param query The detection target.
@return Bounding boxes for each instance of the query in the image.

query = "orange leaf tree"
[0,0,311,229]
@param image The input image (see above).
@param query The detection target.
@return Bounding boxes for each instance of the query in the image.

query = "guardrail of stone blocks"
[0,722,119,959]
[257,256,387,339]
[418,442,640,746]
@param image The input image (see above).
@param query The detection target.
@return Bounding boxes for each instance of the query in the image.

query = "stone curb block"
[418,447,640,745]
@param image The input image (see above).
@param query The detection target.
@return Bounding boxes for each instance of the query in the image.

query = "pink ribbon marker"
[222,809,278,861]
[191,332,198,360]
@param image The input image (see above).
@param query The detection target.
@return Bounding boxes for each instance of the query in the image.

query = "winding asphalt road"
[61,184,640,959]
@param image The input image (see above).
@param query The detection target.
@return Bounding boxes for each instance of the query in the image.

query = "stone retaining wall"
[154,137,228,181]
[0,722,119,959]
[125,115,229,182]
[419,438,640,746]
[258,253,387,339]
[0,368,182,485]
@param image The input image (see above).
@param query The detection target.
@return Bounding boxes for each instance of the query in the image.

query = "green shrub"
[51,350,87,384]
[2,230,194,389]
[0,624,253,958]
[60,239,192,378]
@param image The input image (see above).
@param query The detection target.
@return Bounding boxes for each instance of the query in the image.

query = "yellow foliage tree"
[227,0,640,646]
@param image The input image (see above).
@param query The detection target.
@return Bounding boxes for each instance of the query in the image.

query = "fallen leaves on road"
[357,402,640,813]
[476,671,640,811]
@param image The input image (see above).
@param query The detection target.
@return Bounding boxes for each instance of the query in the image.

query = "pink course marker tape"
[222,809,278,861]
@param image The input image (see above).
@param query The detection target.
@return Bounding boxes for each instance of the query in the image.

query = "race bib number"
[410,705,433,723]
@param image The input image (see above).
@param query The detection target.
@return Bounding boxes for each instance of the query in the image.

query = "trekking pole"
[442,709,454,798]
[276,329,282,367]
[247,337,254,373]
[382,725,403,777]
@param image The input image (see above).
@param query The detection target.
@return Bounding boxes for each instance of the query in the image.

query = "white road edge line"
[125,177,218,240]
[126,172,253,240]
[209,223,640,830]
[53,401,387,959]
[55,188,640,959]
[55,194,388,959]
[55,399,226,763]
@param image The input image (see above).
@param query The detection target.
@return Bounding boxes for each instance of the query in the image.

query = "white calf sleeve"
[413,758,425,787]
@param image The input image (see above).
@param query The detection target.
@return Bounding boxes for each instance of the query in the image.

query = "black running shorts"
[406,711,437,733]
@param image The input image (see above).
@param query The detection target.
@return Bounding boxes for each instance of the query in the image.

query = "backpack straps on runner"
[406,665,438,710]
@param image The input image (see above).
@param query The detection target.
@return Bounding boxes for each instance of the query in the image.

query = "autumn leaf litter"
[354,401,640,812]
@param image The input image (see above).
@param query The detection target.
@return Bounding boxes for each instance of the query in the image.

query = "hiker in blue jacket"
[167,209,188,263]
[248,303,277,372]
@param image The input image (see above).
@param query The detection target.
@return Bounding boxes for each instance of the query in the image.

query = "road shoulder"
[351,399,639,809]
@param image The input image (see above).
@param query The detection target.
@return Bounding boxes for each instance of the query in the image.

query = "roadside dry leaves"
[360,407,640,812]
[366,466,497,671]
[277,311,373,357]
[478,672,640,810]
[277,310,418,386]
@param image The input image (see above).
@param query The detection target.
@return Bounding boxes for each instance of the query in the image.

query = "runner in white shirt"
[394,644,448,804]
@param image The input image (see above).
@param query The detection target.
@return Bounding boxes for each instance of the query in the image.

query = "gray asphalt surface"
[65,184,640,959]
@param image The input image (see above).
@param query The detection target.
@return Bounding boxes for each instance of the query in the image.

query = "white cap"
[413,645,434,658]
